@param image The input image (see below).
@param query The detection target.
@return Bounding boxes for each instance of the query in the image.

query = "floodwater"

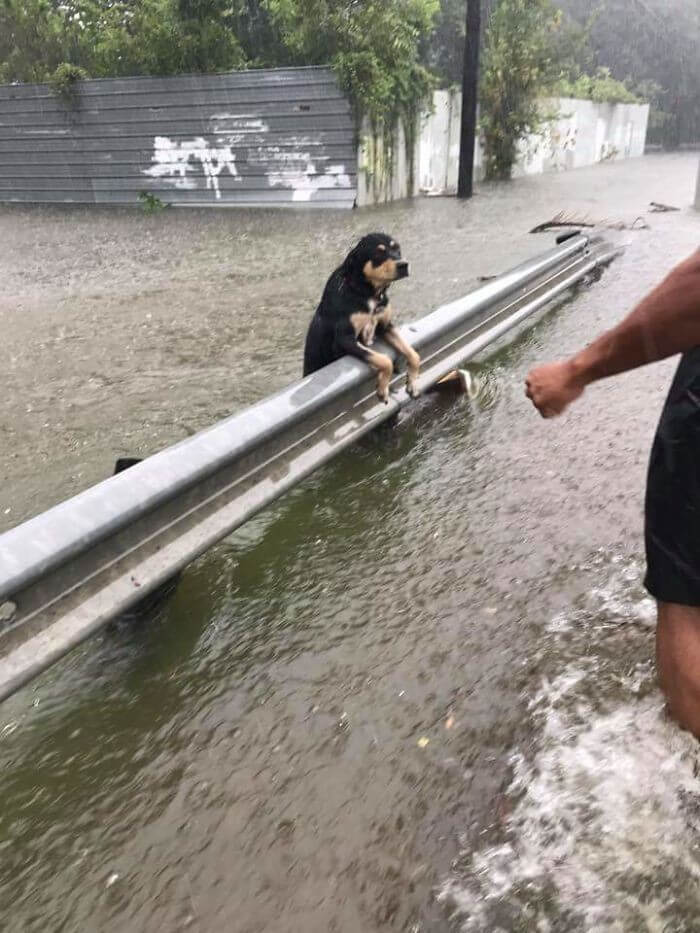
[0,153,699,932]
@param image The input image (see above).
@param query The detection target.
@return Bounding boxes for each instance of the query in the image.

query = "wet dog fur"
[302,233,420,402]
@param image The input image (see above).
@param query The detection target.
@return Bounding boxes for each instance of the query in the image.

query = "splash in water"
[439,557,700,932]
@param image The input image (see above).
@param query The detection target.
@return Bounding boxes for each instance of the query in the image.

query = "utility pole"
[457,0,481,199]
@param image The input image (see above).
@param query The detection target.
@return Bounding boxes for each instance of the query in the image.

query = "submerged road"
[0,154,699,931]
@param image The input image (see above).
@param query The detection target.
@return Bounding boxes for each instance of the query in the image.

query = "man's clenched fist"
[525,360,586,418]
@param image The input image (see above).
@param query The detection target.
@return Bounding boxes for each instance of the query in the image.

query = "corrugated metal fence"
[0,66,357,208]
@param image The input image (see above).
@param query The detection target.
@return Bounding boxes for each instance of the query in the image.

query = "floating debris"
[530,210,649,233]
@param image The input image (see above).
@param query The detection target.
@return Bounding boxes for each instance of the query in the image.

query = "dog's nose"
[395,261,409,279]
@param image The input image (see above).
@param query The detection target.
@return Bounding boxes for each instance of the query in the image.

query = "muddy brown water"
[1,154,700,932]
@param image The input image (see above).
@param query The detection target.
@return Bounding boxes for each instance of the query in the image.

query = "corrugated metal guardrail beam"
[0,234,620,700]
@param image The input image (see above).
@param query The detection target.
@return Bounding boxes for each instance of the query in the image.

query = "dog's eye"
[377,244,386,252]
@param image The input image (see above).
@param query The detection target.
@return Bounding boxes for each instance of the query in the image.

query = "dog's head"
[342,233,409,290]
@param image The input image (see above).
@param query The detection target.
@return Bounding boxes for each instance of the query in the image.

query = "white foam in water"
[586,563,657,629]
[440,560,700,932]
[548,562,657,635]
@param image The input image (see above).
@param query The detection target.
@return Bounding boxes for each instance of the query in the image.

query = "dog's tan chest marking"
[350,297,394,347]
[350,311,371,339]
[375,304,392,327]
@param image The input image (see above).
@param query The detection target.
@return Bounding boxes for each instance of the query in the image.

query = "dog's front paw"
[376,371,391,404]
[406,353,421,399]
[406,373,420,399]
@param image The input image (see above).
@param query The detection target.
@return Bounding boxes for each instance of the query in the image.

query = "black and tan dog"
[303,233,420,402]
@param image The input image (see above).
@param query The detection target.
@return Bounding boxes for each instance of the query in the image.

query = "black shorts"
[645,349,700,606]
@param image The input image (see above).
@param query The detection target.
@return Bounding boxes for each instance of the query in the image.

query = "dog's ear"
[341,241,363,278]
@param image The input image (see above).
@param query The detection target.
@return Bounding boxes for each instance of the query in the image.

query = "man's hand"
[524,252,700,419]
[525,360,586,418]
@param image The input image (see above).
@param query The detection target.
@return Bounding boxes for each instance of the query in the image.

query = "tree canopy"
[0,0,438,144]
[555,0,700,147]
[425,0,700,148]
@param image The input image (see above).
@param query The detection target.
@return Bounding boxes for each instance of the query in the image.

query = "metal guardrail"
[0,233,619,700]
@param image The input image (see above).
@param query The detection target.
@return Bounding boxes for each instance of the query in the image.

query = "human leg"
[656,601,700,738]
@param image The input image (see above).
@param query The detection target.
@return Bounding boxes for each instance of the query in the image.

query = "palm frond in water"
[530,210,649,233]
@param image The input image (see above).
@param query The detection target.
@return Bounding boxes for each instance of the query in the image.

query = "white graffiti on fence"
[142,136,240,199]
[267,162,352,202]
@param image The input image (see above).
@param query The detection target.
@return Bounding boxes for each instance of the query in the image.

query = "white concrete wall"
[417,89,463,195]
[359,91,649,205]
[514,98,650,180]
[356,117,418,207]
[695,157,700,211]
[415,91,650,196]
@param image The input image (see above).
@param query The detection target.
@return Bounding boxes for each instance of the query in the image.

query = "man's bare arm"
[570,249,700,384]
[526,249,700,418]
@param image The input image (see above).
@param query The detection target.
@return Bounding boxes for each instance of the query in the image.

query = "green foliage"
[263,0,438,136]
[422,0,466,86]
[231,0,290,67]
[138,191,170,213]
[546,4,598,85]
[173,0,247,73]
[556,0,700,148]
[423,0,501,87]
[0,0,70,84]
[47,62,88,105]
[427,0,700,154]
[552,68,639,105]
[260,0,438,194]
[634,79,673,142]
[0,0,247,83]
[479,0,561,181]
[77,0,247,78]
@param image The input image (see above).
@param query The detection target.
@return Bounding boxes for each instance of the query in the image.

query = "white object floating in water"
[106,873,120,889]
[458,369,480,400]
